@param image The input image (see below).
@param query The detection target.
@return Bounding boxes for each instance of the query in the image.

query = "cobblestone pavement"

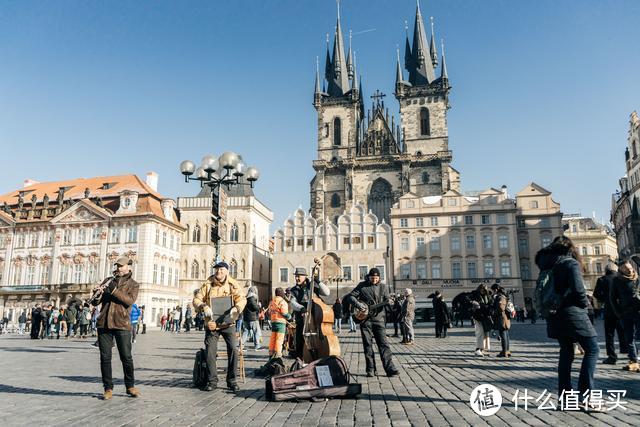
[0,321,638,426]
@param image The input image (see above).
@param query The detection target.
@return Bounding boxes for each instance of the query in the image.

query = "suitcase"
[192,348,208,388]
[266,356,361,402]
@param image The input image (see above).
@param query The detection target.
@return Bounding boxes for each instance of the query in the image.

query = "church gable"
[358,102,400,157]
[51,200,110,224]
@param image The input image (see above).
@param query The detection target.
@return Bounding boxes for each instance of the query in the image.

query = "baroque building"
[0,174,184,326]
[177,180,273,304]
[310,4,460,226]
[390,183,563,309]
[562,215,617,290]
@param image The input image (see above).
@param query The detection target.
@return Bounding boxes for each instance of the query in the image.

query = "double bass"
[301,258,341,363]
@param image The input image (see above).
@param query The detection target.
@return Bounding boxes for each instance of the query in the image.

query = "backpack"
[255,357,286,378]
[192,348,208,388]
[535,260,569,319]
[84,310,91,321]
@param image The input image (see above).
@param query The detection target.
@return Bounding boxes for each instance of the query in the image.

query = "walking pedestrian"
[184,305,192,333]
[610,259,640,373]
[333,298,343,334]
[491,284,511,357]
[432,291,450,338]
[242,286,262,350]
[536,236,600,411]
[471,284,492,356]
[78,304,91,339]
[65,303,77,338]
[391,295,402,337]
[400,289,416,344]
[18,310,27,335]
[594,263,628,364]
[30,304,41,339]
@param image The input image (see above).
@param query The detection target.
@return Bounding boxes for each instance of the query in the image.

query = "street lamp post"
[179,152,259,261]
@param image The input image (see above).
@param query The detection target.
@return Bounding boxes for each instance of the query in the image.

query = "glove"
[203,306,213,318]
[229,307,239,321]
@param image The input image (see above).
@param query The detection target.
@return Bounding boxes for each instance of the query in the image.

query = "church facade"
[310,4,460,226]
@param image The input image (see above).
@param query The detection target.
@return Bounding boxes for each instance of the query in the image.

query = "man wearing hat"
[91,256,140,400]
[345,268,399,377]
[193,261,247,391]
[288,267,330,360]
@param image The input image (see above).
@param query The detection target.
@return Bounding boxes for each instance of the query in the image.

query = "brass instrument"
[90,272,117,304]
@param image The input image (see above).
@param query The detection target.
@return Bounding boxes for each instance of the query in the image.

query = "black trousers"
[294,318,305,359]
[205,327,238,386]
[604,314,628,360]
[360,320,396,374]
[97,328,134,390]
[435,320,448,337]
[393,321,399,336]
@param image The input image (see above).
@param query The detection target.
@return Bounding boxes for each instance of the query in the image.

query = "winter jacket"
[289,279,330,323]
[346,279,391,323]
[610,274,640,319]
[243,295,260,322]
[432,296,450,323]
[79,307,91,326]
[192,275,247,321]
[64,306,77,324]
[401,294,416,322]
[130,304,141,324]
[535,248,596,339]
[593,273,618,318]
[332,302,343,319]
[92,272,140,331]
[492,292,511,331]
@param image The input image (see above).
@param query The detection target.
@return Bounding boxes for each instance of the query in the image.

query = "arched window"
[229,259,238,279]
[422,172,429,184]
[230,223,239,242]
[242,223,247,241]
[333,117,341,146]
[331,193,341,208]
[191,260,199,279]
[368,178,393,224]
[420,108,430,136]
[193,224,201,243]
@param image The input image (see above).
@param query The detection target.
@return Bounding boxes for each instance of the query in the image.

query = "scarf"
[619,269,638,282]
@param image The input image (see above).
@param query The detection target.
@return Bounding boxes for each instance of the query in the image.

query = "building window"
[41,264,51,284]
[331,193,341,208]
[430,236,441,251]
[447,198,457,206]
[500,261,511,277]
[170,235,175,250]
[63,229,72,245]
[367,236,374,244]
[230,223,239,242]
[451,235,461,251]
[482,235,492,249]
[467,262,478,279]
[416,262,427,279]
[422,172,429,184]
[190,261,199,279]
[29,233,39,248]
[400,218,408,228]
[594,245,601,255]
[109,228,120,244]
[541,236,552,247]
[44,231,54,246]
[430,217,438,226]
[400,238,409,251]
[571,224,577,233]
[596,263,603,274]
[126,226,137,243]
[160,266,165,285]
[87,263,97,283]
[484,261,494,278]
[416,236,425,248]
[343,237,350,245]
[452,262,462,279]
[521,263,531,280]
[175,269,179,285]
[375,265,386,282]
[167,267,173,286]
[416,217,424,227]
[431,262,441,279]
[358,265,369,280]
[466,235,476,249]
[450,216,459,226]
[229,260,238,278]
[517,218,526,228]
[75,229,85,245]
[419,108,430,136]
[496,213,507,225]
[74,264,83,283]
[518,238,529,253]
[464,215,474,225]
[581,246,588,256]
[498,234,509,249]
[155,228,160,244]
[58,264,70,283]
[540,217,550,227]
[153,264,159,283]
[400,264,411,279]
[481,214,491,225]
[529,201,539,209]
[342,266,352,281]
[192,224,201,243]
[26,265,36,285]
[333,117,342,146]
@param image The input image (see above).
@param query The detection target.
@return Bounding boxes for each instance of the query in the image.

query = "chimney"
[501,185,508,198]
[24,179,40,188]
[146,172,158,192]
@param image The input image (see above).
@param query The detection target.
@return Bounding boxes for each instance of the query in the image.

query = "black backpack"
[255,357,286,378]
[192,348,207,388]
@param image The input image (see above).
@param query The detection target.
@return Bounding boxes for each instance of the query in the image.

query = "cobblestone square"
[0,322,637,426]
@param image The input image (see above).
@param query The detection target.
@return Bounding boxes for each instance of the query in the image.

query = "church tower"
[395,3,456,195]
[310,6,364,223]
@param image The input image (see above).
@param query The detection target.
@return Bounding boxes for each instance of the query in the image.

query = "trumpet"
[90,273,117,303]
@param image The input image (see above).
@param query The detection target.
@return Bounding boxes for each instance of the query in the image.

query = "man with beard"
[193,261,246,392]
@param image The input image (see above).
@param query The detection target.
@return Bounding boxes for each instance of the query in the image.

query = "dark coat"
[432,296,450,323]
[93,272,139,330]
[492,293,511,331]
[593,273,617,318]
[346,280,390,323]
[610,274,640,319]
[243,295,260,322]
[535,248,596,339]
[332,302,342,319]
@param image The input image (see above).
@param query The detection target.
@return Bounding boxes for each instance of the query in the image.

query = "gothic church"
[310,4,460,225]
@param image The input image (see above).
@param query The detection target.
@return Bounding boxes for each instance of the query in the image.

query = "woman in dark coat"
[535,236,599,410]
[432,291,451,338]
[471,284,493,356]
[491,284,511,357]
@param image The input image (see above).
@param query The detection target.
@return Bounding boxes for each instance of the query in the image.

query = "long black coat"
[536,248,596,339]
[432,297,450,323]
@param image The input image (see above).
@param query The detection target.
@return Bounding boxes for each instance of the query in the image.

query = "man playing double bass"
[346,268,399,377]
[288,267,331,360]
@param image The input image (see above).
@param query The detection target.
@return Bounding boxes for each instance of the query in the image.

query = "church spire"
[347,29,354,84]
[395,48,404,86]
[404,20,412,73]
[315,56,322,94]
[406,0,436,86]
[429,16,438,68]
[440,39,449,85]
[327,0,350,97]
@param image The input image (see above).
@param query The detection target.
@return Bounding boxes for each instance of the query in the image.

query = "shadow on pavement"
[0,383,95,397]
[0,347,67,354]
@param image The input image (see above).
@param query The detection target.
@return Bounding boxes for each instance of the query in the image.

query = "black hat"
[214,261,230,270]
[368,268,381,277]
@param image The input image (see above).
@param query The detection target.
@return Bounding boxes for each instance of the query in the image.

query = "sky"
[1,0,639,231]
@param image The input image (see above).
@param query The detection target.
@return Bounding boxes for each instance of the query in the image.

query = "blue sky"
[1,0,639,231]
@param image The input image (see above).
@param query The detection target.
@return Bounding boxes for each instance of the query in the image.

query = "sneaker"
[602,357,617,365]
[103,389,113,400]
[386,369,400,377]
[203,383,217,391]
[126,387,141,398]
[474,349,484,357]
